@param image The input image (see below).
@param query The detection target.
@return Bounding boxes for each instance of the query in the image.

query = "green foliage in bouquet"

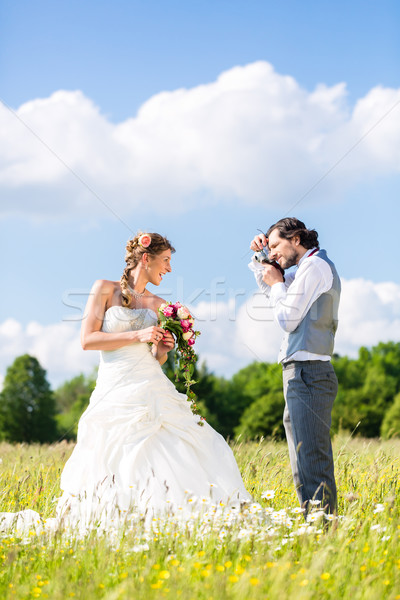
[158,302,203,423]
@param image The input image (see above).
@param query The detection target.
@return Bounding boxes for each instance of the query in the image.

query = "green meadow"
[0,436,399,600]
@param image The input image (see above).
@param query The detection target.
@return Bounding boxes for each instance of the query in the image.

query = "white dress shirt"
[248,248,333,363]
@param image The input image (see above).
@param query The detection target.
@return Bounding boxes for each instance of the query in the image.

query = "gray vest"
[285,249,341,358]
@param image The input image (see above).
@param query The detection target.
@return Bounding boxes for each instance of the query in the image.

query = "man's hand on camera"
[250,233,268,252]
[262,263,284,286]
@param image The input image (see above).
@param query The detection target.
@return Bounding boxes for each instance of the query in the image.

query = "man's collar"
[297,247,318,267]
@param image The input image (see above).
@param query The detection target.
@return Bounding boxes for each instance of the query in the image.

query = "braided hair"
[120,232,175,307]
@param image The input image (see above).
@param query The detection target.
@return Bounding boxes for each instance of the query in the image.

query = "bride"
[53,232,251,527]
[0,233,250,533]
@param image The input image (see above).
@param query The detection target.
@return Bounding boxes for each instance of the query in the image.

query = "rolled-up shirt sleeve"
[248,258,271,295]
[269,258,333,332]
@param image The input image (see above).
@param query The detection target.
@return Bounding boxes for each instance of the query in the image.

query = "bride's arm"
[150,298,175,365]
[81,280,165,351]
[152,330,175,365]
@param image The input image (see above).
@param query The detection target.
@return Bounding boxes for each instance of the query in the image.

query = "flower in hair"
[138,234,151,248]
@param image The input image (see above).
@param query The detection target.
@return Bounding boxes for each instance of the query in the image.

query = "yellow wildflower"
[159,571,170,580]
[171,559,180,567]
[151,582,162,589]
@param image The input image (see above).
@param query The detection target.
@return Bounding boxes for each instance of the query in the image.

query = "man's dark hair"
[266,217,319,250]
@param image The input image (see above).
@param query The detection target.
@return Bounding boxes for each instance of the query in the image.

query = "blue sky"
[2,0,399,117]
[1,0,400,387]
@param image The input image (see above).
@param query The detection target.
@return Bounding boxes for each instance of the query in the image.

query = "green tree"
[381,392,400,438]
[332,354,366,390]
[234,362,285,440]
[55,372,96,440]
[0,354,57,443]
[200,374,251,438]
[332,343,400,437]
[235,391,285,440]
[370,341,400,383]
[54,371,96,413]
[232,361,283,399]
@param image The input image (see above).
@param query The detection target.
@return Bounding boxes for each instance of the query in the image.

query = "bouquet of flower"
[158,302,204,423]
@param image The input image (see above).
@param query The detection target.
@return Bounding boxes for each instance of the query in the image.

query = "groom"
[249,218,340,513]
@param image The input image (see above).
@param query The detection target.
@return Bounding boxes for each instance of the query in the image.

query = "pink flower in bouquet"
[180,319,192,332]
[157,300,202,424]
[138,234,151,248]
[162,305,175,318]
[177,306,191,319]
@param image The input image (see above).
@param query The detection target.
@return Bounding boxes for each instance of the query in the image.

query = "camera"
[253,244,285,279]
[253,246,270,265]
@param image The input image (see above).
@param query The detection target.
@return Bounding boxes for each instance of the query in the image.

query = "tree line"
[1,341,400,443]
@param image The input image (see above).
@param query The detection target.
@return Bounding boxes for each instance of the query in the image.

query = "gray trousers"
[282,360,338,513]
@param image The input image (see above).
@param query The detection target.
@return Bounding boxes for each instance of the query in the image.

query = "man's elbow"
[279,319,299,333]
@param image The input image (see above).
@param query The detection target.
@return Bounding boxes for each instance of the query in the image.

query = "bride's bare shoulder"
[89,280,121,306]
[146,292,167,312]
[90,279,119,293]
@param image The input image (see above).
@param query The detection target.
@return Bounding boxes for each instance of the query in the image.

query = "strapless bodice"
[99,305,159,367]
[102,305,158,333]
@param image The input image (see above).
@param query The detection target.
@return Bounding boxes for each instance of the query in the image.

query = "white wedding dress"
[57,306,251,525]
[1,306,249,532]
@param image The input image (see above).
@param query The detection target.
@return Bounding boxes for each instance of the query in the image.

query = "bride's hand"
[153,330,175,364]
[157,331,175,353]
[136,326,166,345]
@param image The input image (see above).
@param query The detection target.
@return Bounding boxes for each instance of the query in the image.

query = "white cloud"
[0,319,98,390]
[1,62,399,218]
[335,279,400,355]
[1,277,399,388]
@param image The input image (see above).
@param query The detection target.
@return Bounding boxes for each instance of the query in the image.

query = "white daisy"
[261,490,275,500]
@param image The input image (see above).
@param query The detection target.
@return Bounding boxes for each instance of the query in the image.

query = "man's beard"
[280,248,299,270]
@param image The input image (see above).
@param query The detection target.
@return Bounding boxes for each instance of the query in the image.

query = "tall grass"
[0,436,399,599]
